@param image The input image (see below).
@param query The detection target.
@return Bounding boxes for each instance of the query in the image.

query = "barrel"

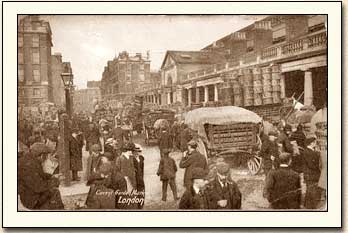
[263,97,273,105]
[272,92,281,103]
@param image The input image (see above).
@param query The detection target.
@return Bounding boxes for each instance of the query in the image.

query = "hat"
[105,138,114,145]
[134,143,143,152]
[191,167,207,180]
[122,142,136,152]
[284,124,292,131]
[216,162,230,175]
[305,137,316,146]
[268,131,278,137]
[187,140,198,148]
[30,142,53,157]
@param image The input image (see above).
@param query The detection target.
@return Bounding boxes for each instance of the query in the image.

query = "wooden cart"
[185,106,263,175]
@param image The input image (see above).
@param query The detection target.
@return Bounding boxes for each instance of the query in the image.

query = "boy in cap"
[260,131,280,176]
[157,149,178,202]
[179,167,209,209]
[264,152,301,209]
[206,162,241,209]
[18,142,64,210]
[179,140,208,189]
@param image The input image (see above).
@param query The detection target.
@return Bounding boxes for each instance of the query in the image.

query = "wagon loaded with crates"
[184,106,263,175]
[142,109,175,145]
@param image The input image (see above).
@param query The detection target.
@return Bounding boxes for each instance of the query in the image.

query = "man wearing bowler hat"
[260,130,280,176]
[179,140,208,189]
[206,162,241,209]
[179,167,209,209]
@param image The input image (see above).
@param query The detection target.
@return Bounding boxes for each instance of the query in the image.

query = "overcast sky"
[41,15,266,89]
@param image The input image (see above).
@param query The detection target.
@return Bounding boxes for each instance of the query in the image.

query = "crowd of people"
[17,108,326,211]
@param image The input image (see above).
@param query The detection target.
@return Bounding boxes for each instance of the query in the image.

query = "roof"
[161,51,226,69]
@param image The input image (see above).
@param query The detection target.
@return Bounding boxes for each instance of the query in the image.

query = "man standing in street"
[302,137,322,209]
[264,152,301,209]
[206,162,241,209]
[179,167,209,209]
[179,140,208,189]
[69,128,83,181]
[260,131,280,176]
[158,127,172,158]
[133,143,145,209]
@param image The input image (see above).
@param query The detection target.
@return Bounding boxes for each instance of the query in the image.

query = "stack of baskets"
[271,65,282,104]
[262,67,273,104]
[242,69,254,106]
[253,67,263,106]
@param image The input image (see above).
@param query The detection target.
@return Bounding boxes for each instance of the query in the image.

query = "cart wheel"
[247,155,262,175]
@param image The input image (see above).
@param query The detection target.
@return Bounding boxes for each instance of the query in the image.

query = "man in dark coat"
[277,124,294,154]
[133,144,145,209]
[69,128,83,181]
[264,152,301,209]
[179,167,209,209]
[158,127,173,158]
[157,150,178,202]
[260,131,280,176]
[179,140,208,189]
[206,162,241,209]
[18,143,64,210]
[86,121,104,155]
[179,124,193,152]
[302,137,322,209]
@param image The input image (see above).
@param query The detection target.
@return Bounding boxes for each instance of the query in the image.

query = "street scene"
[17,15,327,211]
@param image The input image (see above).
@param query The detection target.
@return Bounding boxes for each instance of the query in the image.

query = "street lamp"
[61,64,74,118]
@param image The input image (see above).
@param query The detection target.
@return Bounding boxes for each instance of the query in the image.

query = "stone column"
[280,74,286,98]
[196,87,200,103]
[204,86,209,103]
[188,88,192,106]
[214,84,219,101]
[304,69,313,106]
[167,92,171,105]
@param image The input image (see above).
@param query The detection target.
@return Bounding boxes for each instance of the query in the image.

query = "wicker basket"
[272,92,281,103]
[254,85,263,94]
[263,85,273,92]
[234,94,243,106]
[272,79,281,86]
[272,84,281,92]
[254,95,263,106]
[263,97,273,105]
[244,97,254,106]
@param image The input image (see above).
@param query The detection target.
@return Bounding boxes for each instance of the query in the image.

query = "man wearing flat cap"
[18,142,64,210]
[206,162,241,209]
[179,167,209,209]
[302,136,322,209]
[179,140,208,189]
[264,152,301,209]
[260,131,280,176]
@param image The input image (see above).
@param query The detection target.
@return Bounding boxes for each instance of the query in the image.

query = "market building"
[140,71,162,109]
[100,51,151,108]
[18,15,54,108]
[154,15,327,119]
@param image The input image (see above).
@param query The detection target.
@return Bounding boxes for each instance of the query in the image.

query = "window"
[33,88,41,97]
[246,40,254,52]
[272,27,286,44]
[18,35,24,47]
[32,52,40,64]
[18,66,24,82]
[18,50,24,64]
[308,15,326,33]
[33,69,40,82]
[32,35,39,47]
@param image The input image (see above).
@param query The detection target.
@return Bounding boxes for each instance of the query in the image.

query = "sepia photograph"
[2,1,342,228]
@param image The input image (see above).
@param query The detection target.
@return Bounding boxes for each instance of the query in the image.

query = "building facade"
[51,53,66,107]
[100,51,151,107]
[157,15,327,114]
[74,81,102,113]
[18,15,53,108]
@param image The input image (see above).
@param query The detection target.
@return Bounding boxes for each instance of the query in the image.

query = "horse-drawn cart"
[142,109,175,145]
[185,106,263,175]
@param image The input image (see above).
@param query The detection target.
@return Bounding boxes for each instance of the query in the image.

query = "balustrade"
[308,32,327,48]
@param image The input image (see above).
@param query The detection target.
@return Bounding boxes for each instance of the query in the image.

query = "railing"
[182,30,326,82]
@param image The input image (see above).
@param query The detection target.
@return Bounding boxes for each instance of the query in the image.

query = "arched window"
[166,75,173,86]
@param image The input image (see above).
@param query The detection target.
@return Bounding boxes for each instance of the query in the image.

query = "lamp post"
[60,65,73,186]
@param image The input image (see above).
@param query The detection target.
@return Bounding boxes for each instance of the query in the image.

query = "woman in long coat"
[69,129,84,181]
